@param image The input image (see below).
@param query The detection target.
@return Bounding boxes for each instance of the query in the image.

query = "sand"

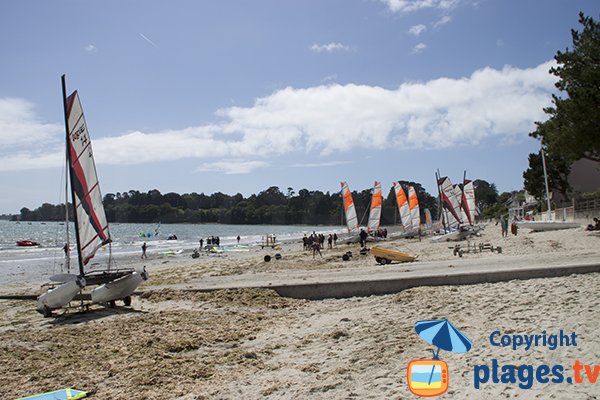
[1,224,600,399]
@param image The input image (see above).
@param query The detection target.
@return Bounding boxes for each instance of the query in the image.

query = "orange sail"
[408,185,420,231]
[394,182,412,231]
[341,181,359,233]
[367,181,382,232]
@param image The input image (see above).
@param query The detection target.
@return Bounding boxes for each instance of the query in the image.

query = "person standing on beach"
[199,238,204,249]
[359,228,368,248]
[500,215,508,237]
[328,234,333,249]
[237,235,241,244]
[141,242,147,259]
[311,240,323,259]
[333,233,337,246]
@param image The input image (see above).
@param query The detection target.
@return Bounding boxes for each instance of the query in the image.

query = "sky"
[0,0,598,214]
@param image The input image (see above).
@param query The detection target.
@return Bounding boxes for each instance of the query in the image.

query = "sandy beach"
[1,223,600,399]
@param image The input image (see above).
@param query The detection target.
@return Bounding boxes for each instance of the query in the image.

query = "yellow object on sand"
[370,246,416,264]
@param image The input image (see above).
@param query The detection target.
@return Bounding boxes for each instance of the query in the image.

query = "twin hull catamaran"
[36,76,148,317]
[432,173,476,242]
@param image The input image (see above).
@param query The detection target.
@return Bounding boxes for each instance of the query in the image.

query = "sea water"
[0,219,344,285]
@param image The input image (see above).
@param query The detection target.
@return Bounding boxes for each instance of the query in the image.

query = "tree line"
[14,179,515,225]
[523,13,600,206]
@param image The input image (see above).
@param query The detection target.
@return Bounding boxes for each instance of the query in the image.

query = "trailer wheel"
[42,306,52,318]
[123,296,132,307]
[385,258,392,264]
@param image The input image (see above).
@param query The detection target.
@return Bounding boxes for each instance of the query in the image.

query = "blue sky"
[0,0,598,214]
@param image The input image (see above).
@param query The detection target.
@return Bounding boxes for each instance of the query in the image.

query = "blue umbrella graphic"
[415,319,472,385]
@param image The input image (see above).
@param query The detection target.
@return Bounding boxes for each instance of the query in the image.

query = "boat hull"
[91,269,148,304]
[370,246,416,263]
[430,229,470,242]
[36,278,85,315]
[516,221,579,232]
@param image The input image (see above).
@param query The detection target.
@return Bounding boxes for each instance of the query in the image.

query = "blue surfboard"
[17,388,88,400]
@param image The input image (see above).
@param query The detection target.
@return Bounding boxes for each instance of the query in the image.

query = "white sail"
[341,181,359,233]
[437,176,462,230]
[66,90,111,268]
[408,185,420,231]
[460,179,476,225]
[367,181,382,232]
[394,182,412,231]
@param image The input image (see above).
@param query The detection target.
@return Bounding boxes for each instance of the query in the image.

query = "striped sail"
[367,181,382,232]
[437,176,462,229]
[408,185,420,231]
[461,179,476,225]
[424,208,433,229]
[66,90,111,268]
[394,182,412,231]
[341,181,359,233]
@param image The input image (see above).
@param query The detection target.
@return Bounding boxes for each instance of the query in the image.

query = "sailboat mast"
[435,170,448,232]
[540,148,553,220]
[62,75,85,277]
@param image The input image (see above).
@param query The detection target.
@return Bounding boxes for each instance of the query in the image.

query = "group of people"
[199,236,221,248]
[302,232,338,258]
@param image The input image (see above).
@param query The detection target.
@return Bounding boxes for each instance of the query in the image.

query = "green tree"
[530,13,600,163]
[523,151,571,203]
[473,180,498,210]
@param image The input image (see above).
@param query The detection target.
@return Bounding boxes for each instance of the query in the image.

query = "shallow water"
[0,219,344,285]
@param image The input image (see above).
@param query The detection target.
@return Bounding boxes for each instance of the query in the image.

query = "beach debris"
[342,251,353,261]
[275,253,282,260]
[450,242,502,257]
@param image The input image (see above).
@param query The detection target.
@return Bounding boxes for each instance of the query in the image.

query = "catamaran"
[431,174,470,242]
[36,75,148,317]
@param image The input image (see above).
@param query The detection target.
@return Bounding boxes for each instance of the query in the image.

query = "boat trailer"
[450,242,502,257]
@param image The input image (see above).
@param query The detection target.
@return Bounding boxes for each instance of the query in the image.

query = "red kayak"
[16,240,40,247]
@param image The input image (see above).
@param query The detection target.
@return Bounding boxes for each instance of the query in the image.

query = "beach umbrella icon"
[415,319,472,360]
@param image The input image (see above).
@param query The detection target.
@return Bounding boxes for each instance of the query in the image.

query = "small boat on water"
[16,240,40,247]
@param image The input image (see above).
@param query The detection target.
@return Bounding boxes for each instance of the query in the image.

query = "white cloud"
[382,0,461,13]
[310,42,350,53]
[84,44,97,52]
[196,160,269,174]
[409,24,427,36]
[290,161,352,168]
[411,43,427,54]
[434,15,452,27]
[0,98,62,148]
[0,61,558,172]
